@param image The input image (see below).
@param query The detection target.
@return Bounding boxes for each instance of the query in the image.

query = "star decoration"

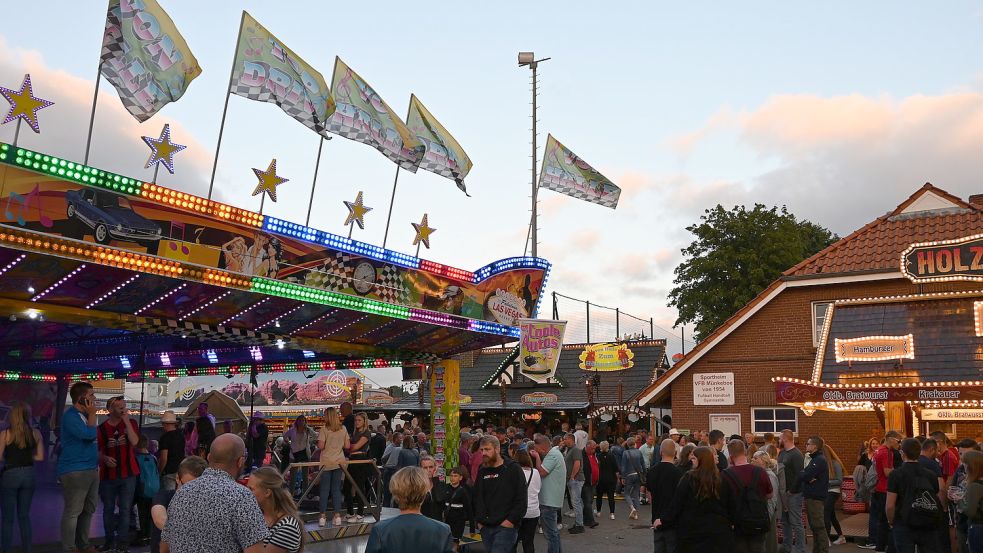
[412,213,436,249]
[0,74,55,134]
[251,159,288,202]
[344,191,372,229]
[142,124,186,174]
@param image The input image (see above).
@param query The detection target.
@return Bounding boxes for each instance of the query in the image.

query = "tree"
[668,204,837,342]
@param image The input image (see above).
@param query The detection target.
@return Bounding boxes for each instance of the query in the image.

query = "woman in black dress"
[655,446,734,553]
[595,441,620,519]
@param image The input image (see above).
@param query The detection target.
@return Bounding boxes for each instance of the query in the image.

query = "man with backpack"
[800,436,829,553]
[723,439,773,553]
[886,437,943,553]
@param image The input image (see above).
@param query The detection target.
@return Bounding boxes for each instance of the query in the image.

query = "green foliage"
[668,204,837,342]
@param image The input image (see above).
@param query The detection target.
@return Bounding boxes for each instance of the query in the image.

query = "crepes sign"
[518,319,566,383]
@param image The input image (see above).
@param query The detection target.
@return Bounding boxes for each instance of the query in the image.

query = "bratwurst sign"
[902,234,983,282]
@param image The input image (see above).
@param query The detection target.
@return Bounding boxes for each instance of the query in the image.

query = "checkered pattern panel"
[120,316,284,347]
[377,265,410,305]
[303,252,353,292]
[540,175,620,208]
[230,84,328,136]
[326,105,422,172]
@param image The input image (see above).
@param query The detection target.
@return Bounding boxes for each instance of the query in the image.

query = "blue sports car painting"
[65,188,161,245]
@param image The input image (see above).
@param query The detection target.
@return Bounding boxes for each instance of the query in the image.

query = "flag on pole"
[406,94,473,195]
[100,0,202,122]
[327,58,424,172]
[538,134,621,209]
[229,12,335,138]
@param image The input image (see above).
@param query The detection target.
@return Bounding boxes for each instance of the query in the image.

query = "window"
[812,302,832,346]
[752,407,798,434]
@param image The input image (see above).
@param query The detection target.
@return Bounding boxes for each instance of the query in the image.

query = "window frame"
[812,301,833,347]
[751,406,798,435]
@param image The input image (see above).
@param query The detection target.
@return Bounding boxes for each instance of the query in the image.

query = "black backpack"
[898,463,942,528]
[723,466,771,535]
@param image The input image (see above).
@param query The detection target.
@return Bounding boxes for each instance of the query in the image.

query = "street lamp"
[518,52,550,259]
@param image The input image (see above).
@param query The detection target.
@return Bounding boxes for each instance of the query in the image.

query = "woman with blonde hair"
[824,443,846,545]
[247,466,304,553]
[752,450,781,553]
[0,402,44,553]
[365,467,453,553]
[316,407,349,527]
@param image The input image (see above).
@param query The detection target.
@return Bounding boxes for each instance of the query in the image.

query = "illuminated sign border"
[834,334,914,363]
[901,232,983,284]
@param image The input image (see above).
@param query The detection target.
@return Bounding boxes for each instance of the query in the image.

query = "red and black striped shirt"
[97,419,140,480]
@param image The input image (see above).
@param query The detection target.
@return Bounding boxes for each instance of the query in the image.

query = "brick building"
[639,183,983,468]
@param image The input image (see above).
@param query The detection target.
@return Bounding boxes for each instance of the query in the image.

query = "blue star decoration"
[0,74,54,134]
[142,124,186,174]
[251,159,288,202]
[344,191,372,229]
[412,213,436,249]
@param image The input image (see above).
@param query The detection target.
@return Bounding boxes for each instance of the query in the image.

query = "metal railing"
[282,459,383,522]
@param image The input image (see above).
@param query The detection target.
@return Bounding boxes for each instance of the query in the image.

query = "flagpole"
[12,119,22,148]
[152,164,160,185]
[305,137,325,227]
[381,165,401,249]
[415,242,421,258]
[84,65,102,165]
[207,11,246,201]
[258,192,265,215]
[348,221,354,239]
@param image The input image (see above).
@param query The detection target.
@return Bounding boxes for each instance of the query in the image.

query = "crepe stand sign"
[518,319,566,383]
[362,391,395,407]
[521,392,558,406]
[579,343,634,371]
[459,394,472,405]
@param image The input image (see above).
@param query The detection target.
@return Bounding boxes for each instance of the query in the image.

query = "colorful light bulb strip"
[31,264,87,302]
[290,309,338,335]
[219,297,270,326]
[126,358,402,379]
[7,147,144,195]
[257,304,303,329]
[264,217,421,270]
[408,309,469,329]
[0,371,58,382]
[473,257,551,282]
[252,278,411,320]
[86,274,140,309]
[0,253,26,277]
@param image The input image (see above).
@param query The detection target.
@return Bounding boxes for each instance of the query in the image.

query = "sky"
[3,2,983,380]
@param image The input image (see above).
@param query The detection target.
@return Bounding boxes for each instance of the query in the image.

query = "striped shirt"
[98,419,140,480]
[265,516,302,553]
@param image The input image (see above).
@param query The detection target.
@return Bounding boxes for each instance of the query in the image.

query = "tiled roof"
[784,183,983,278]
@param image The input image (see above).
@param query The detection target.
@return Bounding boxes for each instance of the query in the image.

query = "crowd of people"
[6,381,983,553]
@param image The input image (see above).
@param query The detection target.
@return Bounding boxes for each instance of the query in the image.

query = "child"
[134,435,160,547]
[443,466,475,545]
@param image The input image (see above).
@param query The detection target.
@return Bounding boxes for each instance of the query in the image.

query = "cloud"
[0,36,216,199]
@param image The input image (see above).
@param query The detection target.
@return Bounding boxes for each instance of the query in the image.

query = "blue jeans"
[623,473,641,511]
[781,492,805,553]
[566,480,584,527]
[892,521,940,553]
[1,466,35,553]
[479,524,518,553]
[318,468,344,515]
[969,523,983,553]
[541,505,563,553]
[99,476,136,547]
[870,491,891,552]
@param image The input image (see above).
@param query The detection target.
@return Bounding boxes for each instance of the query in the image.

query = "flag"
[100,0,202,122]
[327,58,424,172]
[538,134,621,209]
[519,319,566,384]
[229,12,335,138]
[406,94,473,195]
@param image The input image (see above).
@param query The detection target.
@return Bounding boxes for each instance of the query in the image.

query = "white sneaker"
[355,514,365,522]
[833,536,847,545]
[332,515,342,526]
[318,515,327,527]
[565,510,575,518]
[609,513,615,520]
[593,509,600,516]
[345,515,358,523]
[557,523,563,530]
[629,508,638,520]
[538,526,543,534]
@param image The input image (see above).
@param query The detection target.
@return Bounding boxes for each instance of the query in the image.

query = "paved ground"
[308,504,871,553]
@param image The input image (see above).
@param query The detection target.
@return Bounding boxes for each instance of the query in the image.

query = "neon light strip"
[87,274,140,309]
[134,283,186,315]
[0,253,25,277]
[179,290,232,320]
[32,264,86,302]
[220,297,270,326]
[257,304,303,329]
[0,371,57,382]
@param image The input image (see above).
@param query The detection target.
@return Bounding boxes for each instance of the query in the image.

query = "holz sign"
[903,235,983,282]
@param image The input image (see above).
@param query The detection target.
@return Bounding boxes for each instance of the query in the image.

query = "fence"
[550,292,695,351]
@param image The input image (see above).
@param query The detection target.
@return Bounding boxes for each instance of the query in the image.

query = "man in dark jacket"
[800,436,830,553]
[647,438,683,553]
[474,435,526,553]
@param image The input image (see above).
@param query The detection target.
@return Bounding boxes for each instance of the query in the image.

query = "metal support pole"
[83,66,102,164]
[682,326,686,355]
[530,62,538,259]
[12,119,22,148]
[615,308,620,341]
[207,12,245,200]
[552,291,558,320]
[650,318,654,341]
[382,165,401,249]
[305,137,325,227]
[586,300,591,343]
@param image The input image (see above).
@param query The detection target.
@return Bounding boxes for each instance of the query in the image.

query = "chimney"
[970,194,983,208]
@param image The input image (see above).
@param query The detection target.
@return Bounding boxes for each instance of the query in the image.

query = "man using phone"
[58,382,100,553]
[98,396,141,553]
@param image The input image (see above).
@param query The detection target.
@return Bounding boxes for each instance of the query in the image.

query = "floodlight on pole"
[518,52,550,258]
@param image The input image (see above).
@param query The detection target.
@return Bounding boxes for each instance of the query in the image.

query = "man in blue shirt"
[57,382,99,553]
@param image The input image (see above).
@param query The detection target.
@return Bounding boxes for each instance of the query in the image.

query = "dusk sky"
[3,2,983,373]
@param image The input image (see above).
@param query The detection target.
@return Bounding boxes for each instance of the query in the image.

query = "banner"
[230,12,336,138]
[327,58,424,171]
[578,343,634,371]
[406,94,473,194]
[538,134,621,209]
[100,0,202,122]
[519,319,566,383]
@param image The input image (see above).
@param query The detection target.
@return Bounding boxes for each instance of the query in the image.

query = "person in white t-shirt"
[515,449,541,553]
[574,424,589,450]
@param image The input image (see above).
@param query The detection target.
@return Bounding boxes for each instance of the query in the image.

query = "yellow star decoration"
[344,191,372,229]
[142,124,186,174]
[251,159,288,202]
[412,213,436,249]
[0,74,55,134]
